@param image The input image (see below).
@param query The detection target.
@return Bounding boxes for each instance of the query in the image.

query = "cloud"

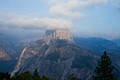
[0,13,72,29]
[0,0,110,34]
[111,0,120,9]
[49,4,85,19]
[0,0,118,32]
[47,0,108,19]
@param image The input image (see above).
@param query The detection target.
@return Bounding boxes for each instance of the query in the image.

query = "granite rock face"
[11,39,96,80]
[44,29,74,44]
[0,51,11,60]
[11,29,97,80]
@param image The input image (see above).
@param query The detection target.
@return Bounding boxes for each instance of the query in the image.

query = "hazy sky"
[0,0,120,39]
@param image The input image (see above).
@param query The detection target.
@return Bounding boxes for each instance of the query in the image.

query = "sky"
[0,0,120,39]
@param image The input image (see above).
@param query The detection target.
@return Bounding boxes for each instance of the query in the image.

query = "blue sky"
[0,0,120,39]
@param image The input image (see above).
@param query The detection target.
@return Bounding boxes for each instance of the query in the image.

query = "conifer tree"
[0,72,10,80]
[93,51,116,80]
[33,69,40,80]
[41,75,48,80]
[69,74,77,80]
[11,71,33,80]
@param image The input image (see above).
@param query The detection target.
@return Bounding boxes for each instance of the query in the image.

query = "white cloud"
[47,0,108,19]
[49,4,85,19]
[0,0,109,30]
[0,13,72,29]
[0,0,118,32]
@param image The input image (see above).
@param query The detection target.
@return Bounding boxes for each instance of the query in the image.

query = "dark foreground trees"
[69,74,77,80]
[0,72,10,80]
[11,69,49,80]
[0,69,49,80]
[93,51,116,80]
[0,70,76,80]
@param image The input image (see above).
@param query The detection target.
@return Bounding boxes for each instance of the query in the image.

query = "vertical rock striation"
[11,29,96,80]
[44,29,74,44]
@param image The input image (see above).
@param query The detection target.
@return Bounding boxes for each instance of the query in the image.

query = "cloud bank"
[47,0,108,19]
[0,0,119,31]
[0,13,72,29]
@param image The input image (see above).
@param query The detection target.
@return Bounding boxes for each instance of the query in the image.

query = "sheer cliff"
[44,29,74,44]
[11,29,97,80]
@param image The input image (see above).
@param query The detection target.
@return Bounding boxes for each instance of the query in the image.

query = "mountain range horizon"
[0,28,120,79]
[7,29,119,80]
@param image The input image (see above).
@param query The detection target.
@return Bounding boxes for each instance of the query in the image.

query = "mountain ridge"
[11,39,97,80]
[11,29,97,79]
[11,30,120,79]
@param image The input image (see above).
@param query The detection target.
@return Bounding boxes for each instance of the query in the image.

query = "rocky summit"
[44,29,74,44]
[11,29,97,80]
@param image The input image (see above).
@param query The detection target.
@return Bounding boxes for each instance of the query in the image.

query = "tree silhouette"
[33,69,40,80]
[11,71,33,80]
[41,75,49,80]
[10,70,51,80]
[69,74,77,80]
[93,51,116,80]
[0,72,10,80]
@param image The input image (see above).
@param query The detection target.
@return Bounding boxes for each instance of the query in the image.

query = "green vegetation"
[0,70,76,80]
[0,69,50,80]
[0,72,10,80]
[33,69,40,80]
[93,51,116,80]
[69,74,77,80]
[11,71,33,80]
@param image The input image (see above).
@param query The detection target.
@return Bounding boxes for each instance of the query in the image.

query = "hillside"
[0,33,23,72]
[11,30,120,80]
[74,37,120,54]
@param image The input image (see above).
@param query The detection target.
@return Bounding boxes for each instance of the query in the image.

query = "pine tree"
[33,69,40,80]
[41,75,49,80]
[93,51,116,80]
[11,71,33,80]
[69,74,77,80]
[0,72,10,80]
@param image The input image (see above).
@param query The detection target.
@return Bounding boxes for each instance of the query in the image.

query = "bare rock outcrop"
[11,29,96,80]
[44,29,74,44]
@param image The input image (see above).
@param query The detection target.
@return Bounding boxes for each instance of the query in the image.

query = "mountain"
[12,39,97,80]
[44,29,74,44]
[112,38,120,47]
[74,37,120,54]
[11,30,120,80]
[0,51,11,60]
[74,37,120,62]
[74,37,120,79]
[0,33,23,72]
[11,29,97,80]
